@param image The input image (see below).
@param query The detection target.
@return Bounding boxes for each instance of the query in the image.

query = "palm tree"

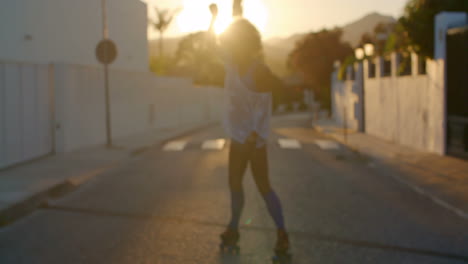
[149,7,180,57]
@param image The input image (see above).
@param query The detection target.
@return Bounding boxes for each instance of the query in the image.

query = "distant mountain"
[148,12,396,77]
[262,12,396,76]
[341,12,396,47]
[264,12,396,50]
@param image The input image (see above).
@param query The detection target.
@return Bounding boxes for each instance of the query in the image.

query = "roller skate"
[272,229,292,263]
[219,228,240,254]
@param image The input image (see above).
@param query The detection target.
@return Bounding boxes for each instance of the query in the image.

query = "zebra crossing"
[278,138,302,149]
[162,138,341,152]
[201,139,227,150]
[162,141,188,151]
[315,140,340,150]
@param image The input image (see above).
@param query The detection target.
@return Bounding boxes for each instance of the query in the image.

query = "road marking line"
[163,141,188,151]
[369,159,468,221]
[278,139,302,149]
[202,139,226,150]
[315,140,340,150]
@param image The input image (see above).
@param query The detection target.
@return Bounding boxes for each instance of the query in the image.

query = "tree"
[383,22,410,54]
[149,55,176,75]
[356,22,398,55]
[174,32,224,85]
[358,32,374,48]
[288,29,353,110]
[399,0,468,58]
[149,7,180,57]
[173,4,224,85]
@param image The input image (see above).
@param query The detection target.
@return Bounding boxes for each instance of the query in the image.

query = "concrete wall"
[1,61,223,168]
[0,62,53,168]
[330,12,467,155]
[331,53,445,154]
[54,64,223,153]
[331,63,364,131]
[0,0,148,71]
[363,54,445,153]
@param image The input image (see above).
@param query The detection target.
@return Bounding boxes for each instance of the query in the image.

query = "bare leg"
[227,140,250,229]
[250,145,286,231]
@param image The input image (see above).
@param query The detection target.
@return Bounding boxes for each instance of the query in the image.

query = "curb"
[0,164,119,228]
[0,180,72,227]
[0,122,219,228]
[314,126,468,221]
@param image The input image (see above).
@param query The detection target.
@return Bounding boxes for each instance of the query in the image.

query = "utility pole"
[101,0,112,147]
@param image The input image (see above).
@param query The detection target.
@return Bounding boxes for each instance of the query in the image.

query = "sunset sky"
[142,0,408,39]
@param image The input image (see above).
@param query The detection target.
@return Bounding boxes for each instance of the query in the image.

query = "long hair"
[219,18,263,65]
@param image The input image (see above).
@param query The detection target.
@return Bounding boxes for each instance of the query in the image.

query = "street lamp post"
[364,43,375,57]
[355,48,365,60]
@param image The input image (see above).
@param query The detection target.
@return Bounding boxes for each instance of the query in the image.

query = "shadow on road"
[42,204,468,263]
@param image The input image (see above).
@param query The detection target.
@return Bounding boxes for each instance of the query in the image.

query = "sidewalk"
[314,119,468,220]
[0,122,215,227]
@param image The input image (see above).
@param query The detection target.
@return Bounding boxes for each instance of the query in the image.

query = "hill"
[341,12,395,47]
[148,12,396,77]
[263,12,396,76]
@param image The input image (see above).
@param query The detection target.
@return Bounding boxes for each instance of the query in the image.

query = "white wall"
[330,12,467,155]
[331,53,445,154]
[53,64,223,153]
[0,0,148,71]
[362,54,445,154]
[0,62,53,168]
[0,60,223,168]
[331,63,364,131]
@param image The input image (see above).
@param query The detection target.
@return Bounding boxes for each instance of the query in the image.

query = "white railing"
[331,52,445,154]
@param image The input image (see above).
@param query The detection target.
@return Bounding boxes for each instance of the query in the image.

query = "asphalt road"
[1,114,467,264]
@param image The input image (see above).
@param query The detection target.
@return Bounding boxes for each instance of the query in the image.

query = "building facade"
[0,0,148,71]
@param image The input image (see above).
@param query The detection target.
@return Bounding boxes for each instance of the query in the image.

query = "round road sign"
[96,39,117,65]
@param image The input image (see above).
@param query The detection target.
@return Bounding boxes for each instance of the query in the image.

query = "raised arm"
[232,0,243,17]
[208,3,218,34]
[206,4,219,50]
[207,3,230,62]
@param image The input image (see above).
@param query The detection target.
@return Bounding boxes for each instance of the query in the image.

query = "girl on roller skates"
[215,15,290,257]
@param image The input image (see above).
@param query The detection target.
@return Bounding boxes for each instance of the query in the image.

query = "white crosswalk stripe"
[201,139,226,150]
[163,141,188,151]
[315,140,340,150]
[278,139,302,149]
[163,138,310,151]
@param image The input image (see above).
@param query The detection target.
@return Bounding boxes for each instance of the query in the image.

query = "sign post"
[97,0,117,148]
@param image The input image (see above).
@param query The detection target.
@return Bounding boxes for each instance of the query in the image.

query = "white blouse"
[223,60,272,147]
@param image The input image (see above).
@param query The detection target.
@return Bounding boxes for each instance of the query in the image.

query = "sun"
[177,0,267,35]
[243,0,268,34]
